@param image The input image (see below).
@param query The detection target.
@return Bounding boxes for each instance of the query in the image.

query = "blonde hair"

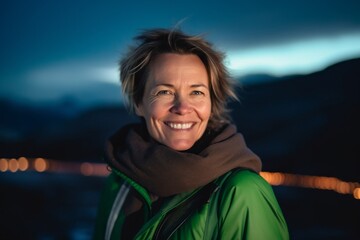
[119,28,238,128]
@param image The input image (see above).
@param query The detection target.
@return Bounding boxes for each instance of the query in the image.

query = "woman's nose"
[170,96,193,115]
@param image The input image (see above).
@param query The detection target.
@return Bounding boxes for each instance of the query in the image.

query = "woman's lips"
[164,122,195,130]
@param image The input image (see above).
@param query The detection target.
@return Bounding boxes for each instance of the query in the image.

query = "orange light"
[8,158,19,172]
[303,176,317,188]
[354,188,360,200]
[315,176,328,190]
[0,158,8,172]
[260,171,271,182]
[283,173,297,186]
[34,158,47,172]
[322,177,338,190]
[261,172,286,186]
[18,157,29,171]
[336,181,351,194]
[80,162,94,176]
[260,171,360,198]
[273,172,285,185]
[92,163,110,176]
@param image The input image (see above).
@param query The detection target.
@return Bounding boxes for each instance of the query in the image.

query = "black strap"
[153,182,219,240]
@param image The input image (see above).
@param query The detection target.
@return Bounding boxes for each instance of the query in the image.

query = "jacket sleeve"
[217,170,289,240]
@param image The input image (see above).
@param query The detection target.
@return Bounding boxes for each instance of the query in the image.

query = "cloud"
[27,60,119,87]
[12,59,122,105]
[226,32,360,78]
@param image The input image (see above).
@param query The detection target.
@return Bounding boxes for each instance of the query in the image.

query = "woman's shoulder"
[218,168,274,199]
[215,168,286,224]
[221,168,267,185]
[214,170,289,239]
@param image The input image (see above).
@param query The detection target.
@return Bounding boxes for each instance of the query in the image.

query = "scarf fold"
[105,123,262,197]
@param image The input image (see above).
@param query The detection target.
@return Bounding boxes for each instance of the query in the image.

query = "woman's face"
[135,53,212,151]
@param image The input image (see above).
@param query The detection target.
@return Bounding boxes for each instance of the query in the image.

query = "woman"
[93,28,289,240]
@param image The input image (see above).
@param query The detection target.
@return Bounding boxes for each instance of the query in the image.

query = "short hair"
[119,28,238,129]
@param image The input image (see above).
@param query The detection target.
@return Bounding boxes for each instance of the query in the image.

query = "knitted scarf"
[105,123,262,197]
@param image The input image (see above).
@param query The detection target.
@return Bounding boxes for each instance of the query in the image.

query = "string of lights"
[1,157,359,200]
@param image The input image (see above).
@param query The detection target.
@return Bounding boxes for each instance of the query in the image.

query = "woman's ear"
[134,103,144,117]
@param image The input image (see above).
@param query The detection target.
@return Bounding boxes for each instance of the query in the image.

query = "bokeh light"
[18,157,29,171]
[34,158,47,172]
[80,162,94,176]
[354,188,360,199]
[0,158,8,172]
[8,158,19,172]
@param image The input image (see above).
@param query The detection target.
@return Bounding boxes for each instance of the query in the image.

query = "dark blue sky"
[1,0,360,106]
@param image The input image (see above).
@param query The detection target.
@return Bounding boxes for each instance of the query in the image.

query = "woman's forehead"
[147,53,208,83]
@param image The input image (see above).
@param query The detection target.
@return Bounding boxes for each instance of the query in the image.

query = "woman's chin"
[165,140,195,151]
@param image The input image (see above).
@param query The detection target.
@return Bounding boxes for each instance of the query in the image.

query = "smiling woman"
[135,53,211,151]
[93,28,289,240]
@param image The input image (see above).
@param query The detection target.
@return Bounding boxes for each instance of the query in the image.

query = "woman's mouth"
[165,122,194,130]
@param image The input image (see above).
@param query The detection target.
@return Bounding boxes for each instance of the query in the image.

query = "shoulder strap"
[153,182,219,240]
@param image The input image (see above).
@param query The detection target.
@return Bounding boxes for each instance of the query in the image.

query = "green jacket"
[93,169,289,240]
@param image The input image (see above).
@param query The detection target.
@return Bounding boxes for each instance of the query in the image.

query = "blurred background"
[0,0,359,239]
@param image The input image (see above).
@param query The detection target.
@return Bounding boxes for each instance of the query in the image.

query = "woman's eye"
[156,90,172,95]
[191,90,204,95]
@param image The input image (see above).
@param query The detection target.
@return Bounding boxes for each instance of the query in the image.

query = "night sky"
[1,0,360,106]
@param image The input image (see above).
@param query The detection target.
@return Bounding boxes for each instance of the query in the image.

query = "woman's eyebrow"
[190,84,208,89]
[154,83,208,89]
[154,83,174,87]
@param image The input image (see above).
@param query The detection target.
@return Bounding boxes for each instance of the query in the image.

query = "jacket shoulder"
[220,169,271,194]
[219,169,281,212]
[215,169,289,239]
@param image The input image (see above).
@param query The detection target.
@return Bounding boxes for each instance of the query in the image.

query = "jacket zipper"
[153,194,196,240]
[105,182,131,240]
[133,190,197,239]
[153,182,219,240]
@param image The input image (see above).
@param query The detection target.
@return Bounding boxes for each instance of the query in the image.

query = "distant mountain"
[230,58,360,180]
[0,58,359,179]
[0,101,137,161]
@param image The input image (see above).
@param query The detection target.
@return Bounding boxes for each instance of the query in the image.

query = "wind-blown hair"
[119,28,238,129]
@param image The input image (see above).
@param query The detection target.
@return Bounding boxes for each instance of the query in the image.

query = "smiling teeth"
[167,123,193,129]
